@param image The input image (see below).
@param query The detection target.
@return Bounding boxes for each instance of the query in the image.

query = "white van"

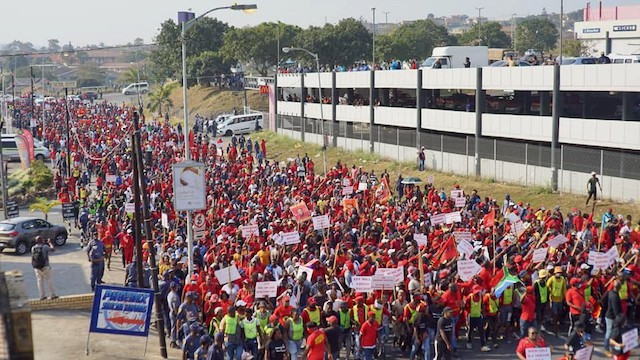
[421,46,489,69]
[122,82,149,95]
[608,54,640,64]
[216,113,264,136]
[1,134,50,161]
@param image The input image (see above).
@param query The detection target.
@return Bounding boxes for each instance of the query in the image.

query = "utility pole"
[559,0,564,64]
[371,8,376,68]
[512,14,517,50]
[475,7,484,45]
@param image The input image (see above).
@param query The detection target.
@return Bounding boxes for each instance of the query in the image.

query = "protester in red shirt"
[303,322,330,360]
[519,286,537,338]
[359,311,379,360]
[565,278,586,335]
[516,327,547,360]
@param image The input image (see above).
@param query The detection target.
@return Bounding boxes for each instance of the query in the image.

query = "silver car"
[0,217,68,255]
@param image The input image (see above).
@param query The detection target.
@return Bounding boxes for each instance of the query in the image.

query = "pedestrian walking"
[31,236,58,300]
[418,146,426,171]
[586,171,602,205]
[87,236,105,291]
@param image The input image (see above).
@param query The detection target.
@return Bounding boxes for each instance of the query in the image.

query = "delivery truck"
[421,46,489,69]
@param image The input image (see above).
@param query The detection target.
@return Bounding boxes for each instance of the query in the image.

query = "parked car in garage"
[0,217,68,255]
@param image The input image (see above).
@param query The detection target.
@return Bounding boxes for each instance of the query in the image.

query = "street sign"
[50,81,77,89]
[6,201,18,218]
[62,203,76,220]
[193,213,206,229]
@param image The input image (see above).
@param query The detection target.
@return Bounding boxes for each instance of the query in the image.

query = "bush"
[28,160,53,192]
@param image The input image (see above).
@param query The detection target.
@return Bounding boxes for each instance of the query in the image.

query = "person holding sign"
[515,326,548,360]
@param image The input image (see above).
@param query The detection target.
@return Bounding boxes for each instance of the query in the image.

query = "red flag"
[483,210,496,228]
[373,178,391,205]
[440,237,458,264]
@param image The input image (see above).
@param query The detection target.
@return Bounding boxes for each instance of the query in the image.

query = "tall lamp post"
[559,0,564,64]
[475,7,484,45]
[282,46,327,175]
[179,3,257,276]
[371,8,376,68]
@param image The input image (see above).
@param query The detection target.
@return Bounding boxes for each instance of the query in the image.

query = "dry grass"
[253,131,640,220]
[165,86,269,125]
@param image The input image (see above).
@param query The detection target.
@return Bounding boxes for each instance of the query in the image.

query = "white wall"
[482,114,552,142]
[422,68,477,90]
[559,117,640,150]
[305,103,333,120]
[335,105,370,124]
[278,101,301,117]
[482,66,554,91]
[375,107,417,128]
[303,72,333,89]
[561,64,640,92]
[336,71,371,88]
[375,70,417,89]
[421,109,476,134]
[277,74,302,88]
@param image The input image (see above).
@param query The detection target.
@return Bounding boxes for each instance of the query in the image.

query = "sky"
[1,0,639,47]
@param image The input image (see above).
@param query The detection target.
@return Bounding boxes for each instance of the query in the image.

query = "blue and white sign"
[89,285,155,337]
[582,28,601,34]
[613,25,637,32]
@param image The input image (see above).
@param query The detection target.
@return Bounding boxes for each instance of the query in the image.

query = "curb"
[29,294,94,311]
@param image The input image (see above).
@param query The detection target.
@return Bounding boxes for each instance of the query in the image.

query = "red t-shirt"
[360,320,379,348]
[520,294,536,322]
[516,337,547,358]
[565,288,585,315]
[441,289,462,316]
[306,329,327,360]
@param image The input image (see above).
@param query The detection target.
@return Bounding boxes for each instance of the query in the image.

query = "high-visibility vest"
[535,281,548,304]
[339,310,351,330]
[620,282,628,300]
[290,319,304,341]
[243,318,258,339]
[470,296,482,318]
[503,287,513,305]
[304,307,320,325]
[551,278,564,299]
[353,305,367,324]
[224,315,238,335]
[404,304,418,325]
[372,307,383,325]
[487,296,499,315]
[584,286,592,303]
[209,317,220,336]
[257,311,269,331]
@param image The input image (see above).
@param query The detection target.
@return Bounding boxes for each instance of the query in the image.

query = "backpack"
[32,245,46,269]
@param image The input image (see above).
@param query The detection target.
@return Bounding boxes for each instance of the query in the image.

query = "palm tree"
[29,197,61,221]
[118,68,140,85]
[147,82,178,115]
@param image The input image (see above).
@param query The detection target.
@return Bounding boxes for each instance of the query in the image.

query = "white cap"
[236,300,247,307]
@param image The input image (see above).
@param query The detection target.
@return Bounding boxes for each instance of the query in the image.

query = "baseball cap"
[443,306,453,313]
[327,316,338,324]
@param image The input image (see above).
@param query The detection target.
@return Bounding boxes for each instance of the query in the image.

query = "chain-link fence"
[276,115,640,201]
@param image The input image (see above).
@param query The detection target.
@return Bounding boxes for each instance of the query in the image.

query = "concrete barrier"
[29,294,94,311]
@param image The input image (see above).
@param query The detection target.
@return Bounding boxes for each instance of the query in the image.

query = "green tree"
[221,22,301,76]
[76,64,105,87]
[295,18,371,67]
[376,20,453,61]
[457,22,512,48]
[47,39,60,52]
[147,82,178,114]
[118,68,141,85]
[29,197,60,221]
[559,38,592,57]
[187,50,232,84]
[515,17,558,53]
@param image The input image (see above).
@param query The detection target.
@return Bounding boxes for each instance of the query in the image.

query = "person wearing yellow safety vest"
[337,301,354,360]
[534,269,550,332]
[285,309,305,360]
[466,285,491,352]
[239,308,263,358]
[352,295,369,359]
[219,306,243,360]
[483,290,500,348]
[546,266,567,336]
[301,297,321,325]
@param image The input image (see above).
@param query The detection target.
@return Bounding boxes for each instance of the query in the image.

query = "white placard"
[312,214,331,230]
[623,328,638,353]
[458,260,482,282]
[532,248,548,263]
[358,182,368,191]
[457,240,474,259]
[507,213,520,224]
[342,186,354,196]
[166,140,175,147]
[430,213,446,226]
[450,190,463,198]
[547,234,568,248]
[297,266,314,283]
[606,245,620,265]
[375,267,404,283]
[445,211,462,224]
[588,251,610,271]
[574,346,593,360]
[106,174,117,183]
[371,275,396,290]
[454,197,466,208]
[512,220,526,236]
[424,273,432,288]
[413,234,428,247]
[342,178,351,187]
[351,276,373,292]
[254,281,278,298]
[525,347,551,360]
[427,176,434,184]
[173,162,206,211]
[273,233,284,246]
[241,225,259,238]
[453,231,473,243]
[281,231,301,245]
[215,265,242,285]
[125,203,135,214]
[161,213,169,229]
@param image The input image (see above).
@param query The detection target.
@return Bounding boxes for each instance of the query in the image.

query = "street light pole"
[475,7,484,45]
[180,3,257,277]
[371,8,376,68]
[282,47,326,175]
[559,0,564,64]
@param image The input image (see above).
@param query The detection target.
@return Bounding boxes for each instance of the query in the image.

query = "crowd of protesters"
[11,95,640,360]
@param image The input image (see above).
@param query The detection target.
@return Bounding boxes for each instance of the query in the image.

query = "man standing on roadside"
[586,171,602,205]
[31,236,58,300]
[87,235,105,291]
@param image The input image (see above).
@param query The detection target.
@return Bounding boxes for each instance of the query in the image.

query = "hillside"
[166,86,269,122]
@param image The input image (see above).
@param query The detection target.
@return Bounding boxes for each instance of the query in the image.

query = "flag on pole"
[493,267,523,297]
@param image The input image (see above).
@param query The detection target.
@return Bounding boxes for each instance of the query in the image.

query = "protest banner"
[106,174,117,183]
[125,203,135,214]
[342,178,351,187]
[351,276,373,292]
[430,213,446,226]
[532,248,548,263]
[458,260,481,282]
[454,197,466,208]
[358,182,368,191]
[445,211,462,224]
[89,285,154,337]
[342,186,354,196]
[297,266,314,283]
[457,240,474,259]
[453,231,473,243]
[606,245,620,266]
[623,328,638,353]
[375,267,404,283]
[161,213,169,229]
[427,175,435,184]
[290,202,312,222]
[241,225,259,238]
[272,233,284,246]
[525,347,551,360]
[371,275,396,290]
[547,234,568,248]
[413,234,428,247]
[451,190,463,198]
[281,231,301,245]
[215,265,241,285]
[588,251,610,272]
[506,213,520,224]
[312,214,331,230]
[254,281,278,298]
[574,346,593,360]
